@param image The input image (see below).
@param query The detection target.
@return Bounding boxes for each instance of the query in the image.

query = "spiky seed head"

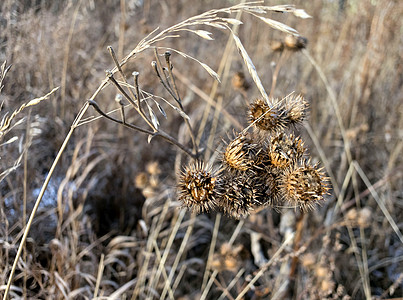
[222,133,260,173]
[259,171,282,207]
[283,94,309,126]
[284,35,308,50]
[279,160,330,211]
[267,133,306,170]
[177,162,219,214]
[249,98,286,134]
[218,175,263,219]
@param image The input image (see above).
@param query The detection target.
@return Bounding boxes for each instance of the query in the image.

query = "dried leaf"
[155,101,167,118]
[147,134,153,144]
[146,102,159,129]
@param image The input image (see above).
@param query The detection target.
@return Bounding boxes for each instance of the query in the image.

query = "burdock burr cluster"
[177,95,330,219]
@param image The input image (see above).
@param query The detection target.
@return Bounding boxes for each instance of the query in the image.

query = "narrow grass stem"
[3,101,90,300]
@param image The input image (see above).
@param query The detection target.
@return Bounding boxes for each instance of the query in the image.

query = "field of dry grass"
[0,0,402,299]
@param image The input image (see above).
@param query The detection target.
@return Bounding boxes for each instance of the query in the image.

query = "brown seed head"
[280,160,330,210]
[284,35,308,50]
[222,133,260,173]
[249,98,286,134]
[177,162,219,213]
[283,94,309,126]
[219,175,263,219]
[267,133,306,170]
[260,171,282,207]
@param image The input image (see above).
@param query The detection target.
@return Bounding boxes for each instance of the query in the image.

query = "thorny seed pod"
[177,162,219,213]
[219,175,264,219]
[283,94,309,126]
[222,133,261,173]
[284,35,308,50]
[267,133,306,170]
[259,171,282,207]
[232,71,250,91]
[249,98,286,134]
[279,160,330,211]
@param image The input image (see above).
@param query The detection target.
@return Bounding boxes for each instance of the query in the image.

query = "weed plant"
[0,1,402,299]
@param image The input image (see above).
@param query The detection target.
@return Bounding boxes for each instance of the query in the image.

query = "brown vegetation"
[0,0,402,299]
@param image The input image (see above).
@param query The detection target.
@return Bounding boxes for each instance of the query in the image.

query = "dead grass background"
[0,0,402,299]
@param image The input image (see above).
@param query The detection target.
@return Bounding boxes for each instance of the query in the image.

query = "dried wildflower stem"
[164,52,199,156]
[147,210,186,298]
[93,254,105,298]
[200,270,219,300]
[152,49,198,157]
[160,214,196,300]
[269,50,289,98]
[289,213,305,279]
[108,46,143,114]
[87,100,151,134]
[3,99,91,299]
[202,213,221,290]
[235,233,295,300]
[61,2,81,118]
[173,70,243,130]
[354,161,403,244]
[88,100,195,158]
[217,268,245,300]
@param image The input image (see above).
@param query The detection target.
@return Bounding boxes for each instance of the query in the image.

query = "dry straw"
[4,2,320,298]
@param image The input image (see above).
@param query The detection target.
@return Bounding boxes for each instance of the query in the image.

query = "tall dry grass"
[0,0,402,299]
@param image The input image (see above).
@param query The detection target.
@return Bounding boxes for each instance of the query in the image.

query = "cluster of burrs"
[177,95,330,219]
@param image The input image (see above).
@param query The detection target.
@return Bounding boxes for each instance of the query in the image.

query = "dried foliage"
[1,0,402,299]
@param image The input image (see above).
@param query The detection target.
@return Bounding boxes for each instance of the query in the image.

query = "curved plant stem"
[3,100,90,299]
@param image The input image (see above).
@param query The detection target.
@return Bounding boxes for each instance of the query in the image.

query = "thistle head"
[283,94,309,126]
[219,175,263,219]
[267,133,306,170]
[177,161,219,213]
[249,98,286,134]
[222,133,260,174]
[279,160,330,211]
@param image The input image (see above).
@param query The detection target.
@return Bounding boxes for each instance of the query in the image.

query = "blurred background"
[0,0,402,299]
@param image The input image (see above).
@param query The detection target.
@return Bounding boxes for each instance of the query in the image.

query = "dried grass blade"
[256,16,298,35]
[200,62,221,82]
[177,29,214,40]
[231,32,269,105]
